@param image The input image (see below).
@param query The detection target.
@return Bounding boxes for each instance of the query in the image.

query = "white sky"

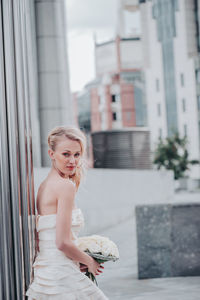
[66,0,119,92]
[66,0,140,92]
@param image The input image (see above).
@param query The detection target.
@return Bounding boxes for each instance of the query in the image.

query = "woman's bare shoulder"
[54,178,76,194]
[36,177,76,212]
[41,176,76,196]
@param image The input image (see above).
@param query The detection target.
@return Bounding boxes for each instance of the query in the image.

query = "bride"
[26,126,108,299]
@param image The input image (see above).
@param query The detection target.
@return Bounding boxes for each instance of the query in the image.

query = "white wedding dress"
[25,207,108,299]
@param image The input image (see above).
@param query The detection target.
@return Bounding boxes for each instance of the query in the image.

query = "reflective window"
[156,78,160,92]
[184,124,188,137]
[180,73,185,87]
[198,95,200,110]
[182,98,186,112]
[159,128,163,139]
[157,103,161,116]
[196,69,200,83]
[112,95,116,102]
[112,112,117,120]
[153,0,178,135]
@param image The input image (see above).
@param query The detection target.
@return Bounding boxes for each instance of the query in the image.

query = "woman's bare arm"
[55,180,93,267]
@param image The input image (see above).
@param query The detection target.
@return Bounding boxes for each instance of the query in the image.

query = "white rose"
[77,235,119,258]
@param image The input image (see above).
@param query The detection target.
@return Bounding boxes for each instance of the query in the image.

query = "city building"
[73,0,148,169]
[139,0,200,180]
[75,35,147,133]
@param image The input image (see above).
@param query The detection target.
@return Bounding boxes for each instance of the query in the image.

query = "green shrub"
[153,133,199,180]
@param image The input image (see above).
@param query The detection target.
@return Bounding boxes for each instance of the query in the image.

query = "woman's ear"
[48,148,55,160]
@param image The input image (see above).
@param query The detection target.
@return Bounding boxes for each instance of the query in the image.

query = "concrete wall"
[120,39,142,69]
[34,168,174,234]
[96,42,118,76]
[35,0,73,166]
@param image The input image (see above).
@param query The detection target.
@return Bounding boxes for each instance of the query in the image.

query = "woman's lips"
[67,166,75,169]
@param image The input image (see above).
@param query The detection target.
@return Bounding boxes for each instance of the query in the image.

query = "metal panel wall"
[0,0,36,299]
[92,129,152,169]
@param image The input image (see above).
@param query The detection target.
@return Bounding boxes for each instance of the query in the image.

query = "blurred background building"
[73,0,200,180]
[139,0,200,179]
[74,35,147,132]
[74,0,150,170]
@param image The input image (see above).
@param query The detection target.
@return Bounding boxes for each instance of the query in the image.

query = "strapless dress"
[25,208,108,299]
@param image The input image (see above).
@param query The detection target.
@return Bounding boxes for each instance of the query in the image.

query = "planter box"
[136,203,200,279]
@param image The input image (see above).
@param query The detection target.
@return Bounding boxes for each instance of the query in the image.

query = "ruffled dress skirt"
[25,210,109,299]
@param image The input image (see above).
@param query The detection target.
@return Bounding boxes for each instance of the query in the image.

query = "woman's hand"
[87,258,104,276]
[79,263,88,273]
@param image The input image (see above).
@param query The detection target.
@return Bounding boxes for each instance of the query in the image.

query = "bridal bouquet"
[77,235,119,285]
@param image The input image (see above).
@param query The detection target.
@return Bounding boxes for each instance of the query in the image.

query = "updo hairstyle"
[47,126,87,189]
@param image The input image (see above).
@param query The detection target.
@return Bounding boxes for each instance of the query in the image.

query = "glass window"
[159,128,162,138]
[112,95,116,103]
[134,84,147,126]
[156,78,160,92]
[157,103,161,116]
[180,73,184,86]
[199,121,200,149]
[152,0,178,135]
[112,112,117,121]
[115,94,120,102]
[196,70,200,83]
[152,5,156,19]
[197,96,200,110]
[111,94,120,103]
[184,124,187,137]
[182,98,186,112]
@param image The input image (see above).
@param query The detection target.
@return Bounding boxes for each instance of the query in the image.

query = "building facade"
[35,0,74,166]
[75,36,147,133]
[140,0,200,179]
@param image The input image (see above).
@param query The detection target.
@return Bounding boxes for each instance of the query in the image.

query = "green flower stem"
[84,257,106,286]
[85,270,98,286]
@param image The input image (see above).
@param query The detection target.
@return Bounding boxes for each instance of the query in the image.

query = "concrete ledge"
[136,203,200,279]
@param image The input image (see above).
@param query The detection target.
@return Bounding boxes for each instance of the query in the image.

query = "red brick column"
[120,83,136,127]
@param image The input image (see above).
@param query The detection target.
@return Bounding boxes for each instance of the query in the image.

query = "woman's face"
[49,136,82,177]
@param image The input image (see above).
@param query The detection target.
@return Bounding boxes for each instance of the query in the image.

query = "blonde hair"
[47,125,87,189]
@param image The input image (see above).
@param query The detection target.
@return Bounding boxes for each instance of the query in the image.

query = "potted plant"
[153,133,199,189]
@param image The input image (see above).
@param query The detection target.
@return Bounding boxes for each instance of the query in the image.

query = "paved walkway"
[96,211,200,300]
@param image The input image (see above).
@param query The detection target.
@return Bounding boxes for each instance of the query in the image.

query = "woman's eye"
[75,153,80,157]
[63,153,70,156]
